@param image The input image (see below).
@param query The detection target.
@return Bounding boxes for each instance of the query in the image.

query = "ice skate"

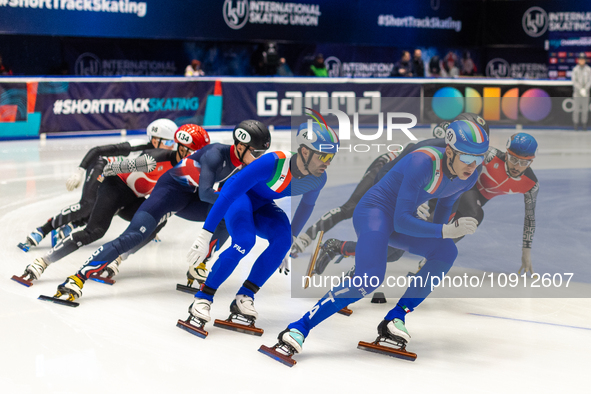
[11,257,48,287]
[177,261,209,294]
[213,295,263,336]
[89,256,122,285]
[258,328,305,367]
[176,298,212,338]
[312,238,349,275]
[407,258,426,277]
[357,319,417,361]
[17,228,45,252]
[51,223,75,247]
[303,231,324,288]
[38,275,85,307]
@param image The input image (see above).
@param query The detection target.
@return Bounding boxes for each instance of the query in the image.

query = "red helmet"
[174,124,210,151]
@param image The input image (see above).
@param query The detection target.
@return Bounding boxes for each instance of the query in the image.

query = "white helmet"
[147,119,177,141]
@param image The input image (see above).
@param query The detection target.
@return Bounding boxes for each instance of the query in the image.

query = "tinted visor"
[316,152,335,163]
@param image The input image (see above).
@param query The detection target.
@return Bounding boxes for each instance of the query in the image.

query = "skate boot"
[51,223,75,247]
[258,328,305,367]
[177,298,212,338]
[17,228,45,252]
[11,257,48,286]
[291,233,312,257]
[55,275,84,301]
[89,256,122,285]
[313,238,345,275]
[38,275,85,307]
[357,319,417,361]
[186,261,208,286]
[214,295,263,335]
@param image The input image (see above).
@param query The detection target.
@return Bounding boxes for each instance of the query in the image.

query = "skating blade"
[11,275,33,287]
[17,243,30,252]
[176,319,208,338]
[258,345,297,367]
[213,318,264,336]
[357,340,417,361]
[89,274,115,285]
[176,284,199,294]
[38,295,79,307]
[337,307,353,316]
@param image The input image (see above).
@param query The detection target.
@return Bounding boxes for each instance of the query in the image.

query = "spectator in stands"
[307,53,328,77]
[0,54,13,76]
[428,55,441,77]
[440,51,459,78]
[252,42,280,76]
[277,57,293,76]
[392,50,413,77]
[412,49,425,77]
[185,60,205,77]
[460,50,477,76]
[572,52,591,131]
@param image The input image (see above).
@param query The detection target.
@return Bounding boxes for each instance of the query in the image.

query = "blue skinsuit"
[195,151,327,301]
[289,146,478,337]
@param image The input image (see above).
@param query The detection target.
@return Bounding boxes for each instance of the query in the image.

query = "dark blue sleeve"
[290,173,326,236]
[197,147,224,205]
[202,154,276,233]
[393,153,445,238]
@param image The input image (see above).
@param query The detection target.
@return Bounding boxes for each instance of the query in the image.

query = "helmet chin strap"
[298,147,313,175]
[237,143,248,163]
[447,150,459,177]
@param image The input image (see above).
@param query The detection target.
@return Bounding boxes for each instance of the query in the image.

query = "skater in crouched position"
[20,124,197,287]
[301,113,490,277]
[17,118,178,252]
[261,120,489,362]
[179,121,339,337]
[52,121,270,301]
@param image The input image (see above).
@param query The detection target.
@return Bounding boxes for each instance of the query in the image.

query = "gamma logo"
[223,0,249,30]
[522,6,548,38]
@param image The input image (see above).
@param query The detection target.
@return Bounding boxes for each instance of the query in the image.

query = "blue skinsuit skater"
[181,121,340,335]
[269,119,490,361]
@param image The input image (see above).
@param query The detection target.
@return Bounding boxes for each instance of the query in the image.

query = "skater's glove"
[187,229,213,265]
[279,252,291,275]
[442,217,478,239]
[66,167,85,191]
[580,88,588,97]
[417,202,430,221]
[518,247,537,277]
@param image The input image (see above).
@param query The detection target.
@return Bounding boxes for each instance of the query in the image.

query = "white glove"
[580,88,588,97]
[66,167,85,191]
[442,217,478,239]
[279,252,291,275]
[186,229,213,265]
[518,248,537,277]
[417,202,430,221]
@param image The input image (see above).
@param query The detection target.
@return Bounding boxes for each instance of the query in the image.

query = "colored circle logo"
[432,87,464,120]
[519,88,551,121]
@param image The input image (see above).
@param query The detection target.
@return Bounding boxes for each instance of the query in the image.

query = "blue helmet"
[445,120,489,155]
[506,133,538,159]
[296,121,340,154]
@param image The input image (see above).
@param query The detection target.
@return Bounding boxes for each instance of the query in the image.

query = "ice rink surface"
[1,128,590,394]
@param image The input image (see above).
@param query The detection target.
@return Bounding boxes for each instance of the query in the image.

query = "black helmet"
[232,120,272,161]
[455,113,490,137]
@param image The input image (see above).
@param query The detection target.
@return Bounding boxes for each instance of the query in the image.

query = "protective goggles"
[158,138,176,147]
[507,153,533,167]
[249,149,267,158]
[454,150,484,166]
[316,152,335,163]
